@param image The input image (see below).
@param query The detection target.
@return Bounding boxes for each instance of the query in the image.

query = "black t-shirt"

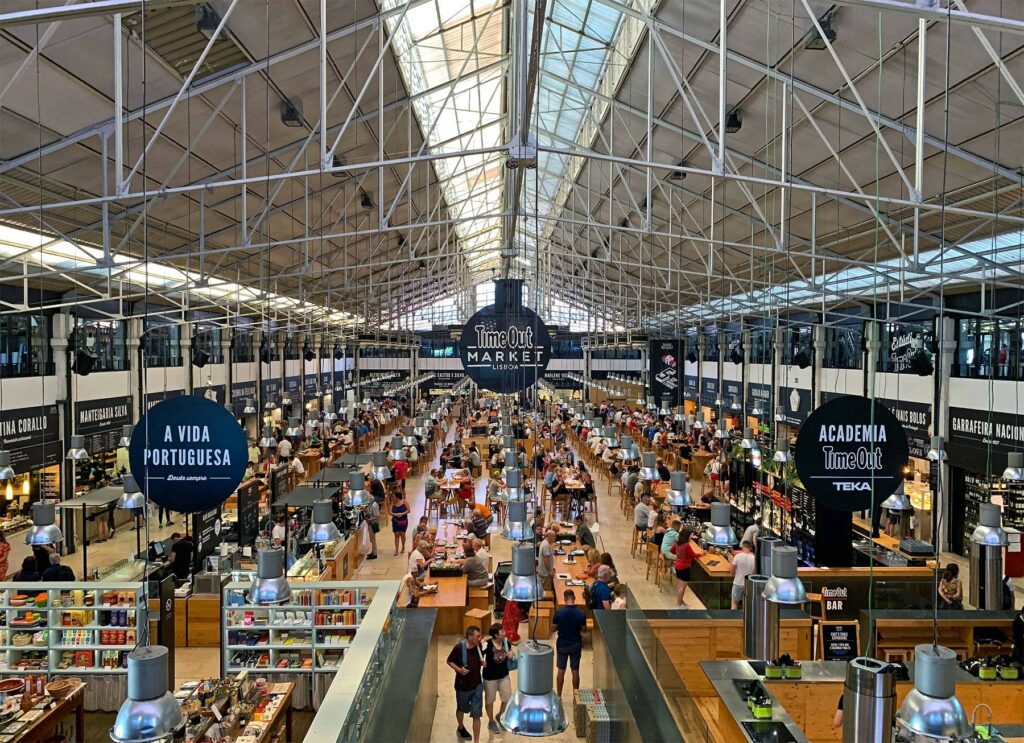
[482,639,510,681]
[447,640,484,690]
[170,538,194,579]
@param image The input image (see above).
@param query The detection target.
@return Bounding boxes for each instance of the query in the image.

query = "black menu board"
[192,507,222,570]
[75,397,132,454]
[0,405,61,470]
[271,463,291,503]
[820,622,859,661]
[236,480,261,547]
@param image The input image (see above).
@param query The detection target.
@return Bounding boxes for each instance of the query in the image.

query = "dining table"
[551,534,592,607]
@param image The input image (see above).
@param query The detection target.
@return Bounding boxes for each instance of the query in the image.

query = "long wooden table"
[12,683,85,743]
[418,574,468,635]
[553,547,591,606]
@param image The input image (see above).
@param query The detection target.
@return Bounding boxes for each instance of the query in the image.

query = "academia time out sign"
[794,395,909,511]
[459,279,551,394]
[129,395,247,513]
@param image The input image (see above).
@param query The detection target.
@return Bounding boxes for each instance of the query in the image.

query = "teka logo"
[834,481,870,491]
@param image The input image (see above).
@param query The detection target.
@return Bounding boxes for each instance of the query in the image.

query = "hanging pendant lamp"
[242,399,257,415]
[0,451,15,482]
[880,482,912,512]
[665,471,691,508]
[117,474,146,510]
[65,435,90,461]
[118,425,134,448]
[347,472,370,507]
[284,417,302,438]
[638,452,660,481]
[389,436,406,461]
[703,502,737,547]
[109,646,184,743]
[500,545,544,602]
[762,546,808,605]
[25,501,63,546]
[402,426,418,448]
[501,500,531,541]
[499,641,569,736]
[1001,452,1024,481]
[258,426,277,449]
[895,645,971,741]
[926,436,948,462]
[307,500,342,543]
[247,548,292,605]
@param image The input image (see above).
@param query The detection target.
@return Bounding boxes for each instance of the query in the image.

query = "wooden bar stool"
[645,541,660,581]
[630,527,647,558]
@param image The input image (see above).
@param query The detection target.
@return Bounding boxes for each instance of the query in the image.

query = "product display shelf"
[0,582,143,679]
[962,473,1024,553]
[222,582,375,677]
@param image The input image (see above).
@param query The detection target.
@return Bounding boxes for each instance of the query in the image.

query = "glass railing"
[625,609,713,742]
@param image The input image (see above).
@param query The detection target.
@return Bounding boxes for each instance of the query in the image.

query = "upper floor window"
[0,314,53,377]
[192,327,224,365]
[143,321,182,367]
[954,317,1021,380]
[74,318,127,372]
[878,322,934,374]
[232,332,255,363]
[825,325,863,369]
[781,326,812,366]
[749,330,772,365]
[702,331,719,362]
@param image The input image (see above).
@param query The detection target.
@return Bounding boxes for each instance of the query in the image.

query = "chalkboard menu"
[271,464,290,504]
[75,397,132,455]
[820,622,859,661]
[39,471,58,500]
[192,507,222,571]
[236,480,261,547]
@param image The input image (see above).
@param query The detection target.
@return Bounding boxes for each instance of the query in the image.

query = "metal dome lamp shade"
[258,426,277,449]
[1002,451,1024,481]
[117,474,146,511]
[730,397,741,411]
[65,435,90,461]
[881,482,912,512]
[926,436,948,462]
[772,441,790,464]
[647,396,657,411]
[0,451,14,482]
[307,500,342,544]
[703,502,737,547]
[322,404,337,424]
[502,469,527,503]
[762,547,808,605]
[501,545,544,602]
[118,425,134,448]
[347,472,370,507]
[635,393,644,406]
[264,398,275,411]
[692,412,706,431]
[501,436,517,461]
[499,640,569,736]
[971,502,1009,548]
[247,548,292,605]
[241,399,257,415]
[714,426,731,441]
[413,418,428,437]
[502,452,519,478]
[402,426,418,448]
[372,452,391,481]
[774,405,786,423]
[619,436,639,460]
[604,426,619,447]
[389,436,406,461]
[659,398,672,417]
[639,452,660,481]
[25,501,63,546]
[740,427,758,450]
[674,406,686,422]
[284,417,302,438]
[665,471,691,508]
[895,644,972,741]
[751,401,764,417]
[501,500,531,541]
[281,393,292,407]
[109,646,184,743]
[714,395,724,408]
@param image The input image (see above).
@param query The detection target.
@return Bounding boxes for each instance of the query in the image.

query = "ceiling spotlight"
[259,340,271,365]
[330,154,347,177]
[670,159,687,181]
[725,107,742,133]
[280,98,303,128]
[686,350,697,364]
[73,348,97,376]
[66,435,90,461]
[191,348,210,368]
[805,16,837,50]
[729,346,743,365]
[333,345,344,360]
[303,345,316,362]
[360,190,375,210]
[792,347,811,369]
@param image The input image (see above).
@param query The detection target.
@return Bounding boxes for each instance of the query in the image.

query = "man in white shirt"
[633,494,652,531]
[741,517,761,549]
[537,530,556,591]
[271,515,286,546]
[277,436,293,458]
[288,453,305,478]
[730,541,757,610]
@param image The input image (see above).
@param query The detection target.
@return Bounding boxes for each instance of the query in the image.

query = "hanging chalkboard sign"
[819,621,860,661]
[271,463,291,502]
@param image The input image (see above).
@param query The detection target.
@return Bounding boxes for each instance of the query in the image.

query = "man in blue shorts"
[552,589,588,695]
[446,625,485,741]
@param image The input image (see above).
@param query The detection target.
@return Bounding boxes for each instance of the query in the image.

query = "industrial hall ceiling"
[0,0,1022,334]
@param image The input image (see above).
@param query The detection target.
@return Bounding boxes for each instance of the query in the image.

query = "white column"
[935,316,956,553]
[812,324,826,408]
[127,317,143,421]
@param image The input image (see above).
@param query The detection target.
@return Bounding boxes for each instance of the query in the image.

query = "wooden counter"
[648,615,813,698]
[15,681,85,743]
[186,594,221,647]
[298,449,322,480]
[553,551,590,606]
[418,575,468,635]
[865,610,1018,662]
[696,552,734,578]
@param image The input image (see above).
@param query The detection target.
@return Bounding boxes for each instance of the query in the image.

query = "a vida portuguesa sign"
[129,395,247,513]
[459,279,551,394]
[794,395,909,511]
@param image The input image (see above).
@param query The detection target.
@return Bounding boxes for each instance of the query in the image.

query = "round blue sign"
[128,395,248,513]
[459,303,551,394]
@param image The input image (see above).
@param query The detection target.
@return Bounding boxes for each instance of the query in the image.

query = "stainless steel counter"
[700,660,814,743]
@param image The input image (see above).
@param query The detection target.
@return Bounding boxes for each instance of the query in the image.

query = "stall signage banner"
[0,405,61,471]
[321,372,334,395]
[723,380,742,408]
[700,378,719,408]
[794,395,909,511]
[820,584,857,620]
[947,406,1023,471]
[778,386,812,426]
[684,375,699,401]
[333,374,346,393]
[194,385,225,405]
[821,622,859,661]
[746,383,771,417]
[878,398,931,459]
[458,278,551,393]
[145,389,184,411]
[261,378,281,407]
[285,376,301,395]
[129,395,248,513]
[304,374,318,396]
[649,339,681,407]
[75,396,132,454]
[231,381,257,415]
